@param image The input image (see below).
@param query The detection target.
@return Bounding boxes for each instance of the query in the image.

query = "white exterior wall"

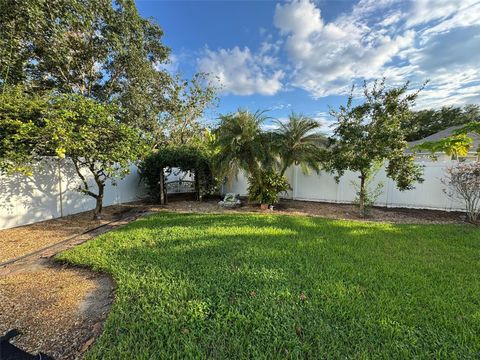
[0,158,147,230]
[226,160,466,212]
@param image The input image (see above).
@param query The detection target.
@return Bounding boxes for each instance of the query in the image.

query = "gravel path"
[0,206,149,359]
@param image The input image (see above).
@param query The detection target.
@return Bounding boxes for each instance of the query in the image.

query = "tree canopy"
[271,113,326,176]
[0,0,217,217]
[324,79,424,215]
[0,0,215,147]
[0,0,169,117]
[213,110,273,181]
[402,105,480,141]
[0,88,146,218]
[140,146,216,203]
[0,85,51,175]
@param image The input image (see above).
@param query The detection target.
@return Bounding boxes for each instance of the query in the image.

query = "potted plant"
[248,170,291,210]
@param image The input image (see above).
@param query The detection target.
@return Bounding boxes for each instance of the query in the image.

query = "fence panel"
[0,158,146,230]
[226,160,465,212]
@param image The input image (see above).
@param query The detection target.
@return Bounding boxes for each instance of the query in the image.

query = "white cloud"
[193,0,480,105]
[269,103,292,111]
[197,46,284,96]
[420,1,480,36]
[272,0,480,107]
[154,54,179,74]
[274,0,416,97]
[406,0,477,28]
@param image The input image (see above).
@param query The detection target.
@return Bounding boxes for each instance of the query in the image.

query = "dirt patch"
[0,207,146,360]
[0,203,140,263]
[0,264,114,360]
[152,198,466,224]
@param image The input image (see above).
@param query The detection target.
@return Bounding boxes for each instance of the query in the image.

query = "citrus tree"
[0,88,146,219]
[48,95,147,218]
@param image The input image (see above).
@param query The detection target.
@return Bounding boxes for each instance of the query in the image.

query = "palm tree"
[213,109,273,181]
[271,113,326,176]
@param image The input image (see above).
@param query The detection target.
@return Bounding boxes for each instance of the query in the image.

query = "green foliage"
[213,109,273,180]
[402,105,480,141]
[48,94,147,168]
[158,73,218,146]
[0,87,146,217]
[0,0,216,214]
[0,0,161,143]
[415,121,480,158]
[247,170,291,205]
[271,113,326,176]
[47,94,147,217]
[0,0,217,147]
[140,146,216,201]
[415,134,473,158]
[0,85,50,174]
[325,79,424,215]
[213,110,325,206]
[58,212,480,359]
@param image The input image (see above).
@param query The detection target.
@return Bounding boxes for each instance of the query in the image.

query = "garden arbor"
[140,146,215,204]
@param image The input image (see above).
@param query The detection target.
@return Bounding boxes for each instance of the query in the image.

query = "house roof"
[407,125,480,153]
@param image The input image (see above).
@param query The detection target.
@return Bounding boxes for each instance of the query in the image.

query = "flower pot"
[260,203,268,210]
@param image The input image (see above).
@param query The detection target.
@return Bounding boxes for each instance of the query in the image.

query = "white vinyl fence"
[226,160,467,212]
[0,158,146,230]
[0,158,468,230]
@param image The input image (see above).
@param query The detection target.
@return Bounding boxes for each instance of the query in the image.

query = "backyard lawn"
[58,212,480,359]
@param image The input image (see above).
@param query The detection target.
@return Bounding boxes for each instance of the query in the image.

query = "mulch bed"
[0,203,139,264]
[0,265,114,360]
[155,198,466,224]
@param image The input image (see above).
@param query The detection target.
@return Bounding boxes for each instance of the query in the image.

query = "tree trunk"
[194,171,200,201]
[359,173,366,217]
[159,168,166,205]
[93,182,104,220]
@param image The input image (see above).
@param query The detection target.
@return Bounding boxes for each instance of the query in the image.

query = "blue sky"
[136,0,480,130]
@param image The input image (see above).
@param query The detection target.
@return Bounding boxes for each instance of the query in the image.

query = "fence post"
[293,166,298,200]
[57,158,64,217]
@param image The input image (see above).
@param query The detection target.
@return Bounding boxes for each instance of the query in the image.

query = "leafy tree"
[271,113,326,176]
[1,88,146,218]
[1,0,218,149]
[213,109,273,181]
[324,79,424,216]
[158,73,217,147]
[47,94,147,218]
[0,85,50,175]
[0,0,170,134]
[402,105,480,141]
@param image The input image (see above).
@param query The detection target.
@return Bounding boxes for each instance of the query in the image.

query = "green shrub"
[139,146,217,202]
[248,170,291,205]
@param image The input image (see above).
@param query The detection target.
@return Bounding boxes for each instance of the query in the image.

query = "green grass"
[57,212,480,359]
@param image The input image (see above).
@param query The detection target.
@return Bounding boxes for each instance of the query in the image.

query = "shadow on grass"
[60,212,480,359]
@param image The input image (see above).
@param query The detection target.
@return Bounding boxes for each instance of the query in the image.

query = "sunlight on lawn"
[58,212,480,359]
